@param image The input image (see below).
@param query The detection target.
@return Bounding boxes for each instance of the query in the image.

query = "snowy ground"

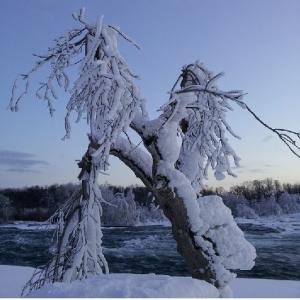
[1,265,300,298]
[0,265,35,297]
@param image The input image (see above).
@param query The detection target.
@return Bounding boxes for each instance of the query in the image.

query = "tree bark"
[155,186,217,286]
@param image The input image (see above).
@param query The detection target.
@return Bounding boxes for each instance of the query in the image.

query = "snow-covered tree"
[100,185,166,226]
[9,8,300,297]
[0,194,13,222]
[277,192,300,214]
[101,186,140,226]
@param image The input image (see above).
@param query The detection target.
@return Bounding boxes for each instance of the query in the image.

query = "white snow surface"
[29,273,219,298]
[230,278,300,298]
[0,265,35,297]
[1,265,300,298]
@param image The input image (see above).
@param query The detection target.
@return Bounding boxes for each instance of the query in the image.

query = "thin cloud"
[236,163,274,174]
[5,168,41,174]
[0,150,49,173]
[248,168,264,173]
[264,163,275,168]
[0,150,35,159]
[262,135,274,143]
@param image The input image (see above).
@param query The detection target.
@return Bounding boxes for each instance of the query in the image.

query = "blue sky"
[1,0,300,189]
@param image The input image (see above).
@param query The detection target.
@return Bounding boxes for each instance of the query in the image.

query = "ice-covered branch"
[9,8,146,173]
[10,10,266,296]
[174,62,300,165]
[16,9,147,294]
[63,16,144,171]
[110,136,153,187]
[154,62,242,191]
[9,26,87,115]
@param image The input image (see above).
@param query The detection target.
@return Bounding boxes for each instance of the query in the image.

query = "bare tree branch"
[240,103,300,158]
[110,136,153,187]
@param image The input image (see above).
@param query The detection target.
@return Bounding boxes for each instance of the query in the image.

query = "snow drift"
[1,265,300,298]
[28,273,219,298]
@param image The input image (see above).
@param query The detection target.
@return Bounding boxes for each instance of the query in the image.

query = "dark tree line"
[203,178,300,201]
[0,183,78,221]
[0,183,153,222]
[1,178,300,223]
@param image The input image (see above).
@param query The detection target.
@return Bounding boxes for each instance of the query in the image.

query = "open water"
[1,214,300,280]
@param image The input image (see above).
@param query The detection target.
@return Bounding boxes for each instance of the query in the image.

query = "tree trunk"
[110,138,219,287]
[155,185,218,287]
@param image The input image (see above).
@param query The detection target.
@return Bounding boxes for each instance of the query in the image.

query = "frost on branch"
[166,63,243,192]
[13,8,146,295]
[9,18,85,115]
[10,7,282,296]
[65,20,143,171]
[9,8,144,172]
[22,150,109,296]
[147,62,255,293]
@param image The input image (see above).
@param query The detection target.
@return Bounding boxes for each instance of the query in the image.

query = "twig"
[108,25,141,50]
[242,103,300,158]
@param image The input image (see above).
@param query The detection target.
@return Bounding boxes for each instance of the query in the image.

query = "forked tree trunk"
[110,139,219,287]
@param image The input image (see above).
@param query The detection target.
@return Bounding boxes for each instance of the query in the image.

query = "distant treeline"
[203,178,300,218]
[1,178,300,223]
[0,183,153,223]
[203,178,300,200]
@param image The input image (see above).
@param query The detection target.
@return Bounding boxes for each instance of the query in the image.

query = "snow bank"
[29,273,219,298]
[0,265,35,297]
[230,278,300,298]
[1,265,300,298]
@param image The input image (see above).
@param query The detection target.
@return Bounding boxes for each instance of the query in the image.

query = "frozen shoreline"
[236,212,300,235]
[0,220,171,230]
[0,220,56,229]
[2,212,300,233]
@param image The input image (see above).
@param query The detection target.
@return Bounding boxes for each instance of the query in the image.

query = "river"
[1,214,300,280]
